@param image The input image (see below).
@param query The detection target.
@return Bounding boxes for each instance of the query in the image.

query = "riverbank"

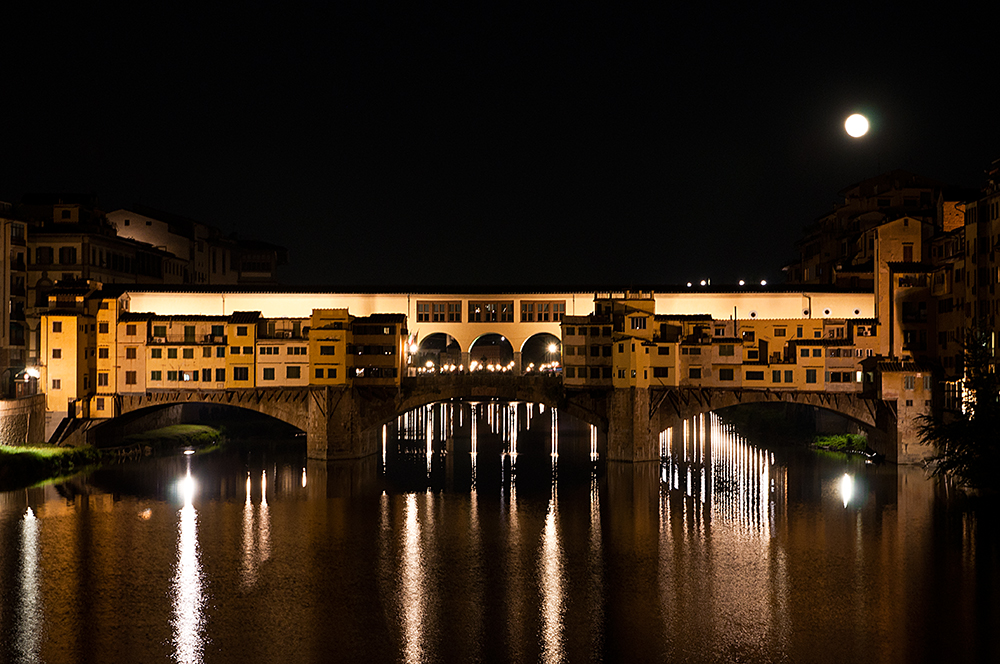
[811,433,868,453]
[0,424,224,490]
[0,445,102,490]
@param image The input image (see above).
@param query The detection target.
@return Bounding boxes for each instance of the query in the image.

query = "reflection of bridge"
[110,375,900,461]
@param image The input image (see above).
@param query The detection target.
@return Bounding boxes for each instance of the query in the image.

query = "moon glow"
[845,114,869,137]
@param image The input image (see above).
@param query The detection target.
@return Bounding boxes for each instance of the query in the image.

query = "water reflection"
[171,465,205,664]
[400,494,426,664]
[241,471,272,587]
[15,507,42,663]
[539,498,564,663]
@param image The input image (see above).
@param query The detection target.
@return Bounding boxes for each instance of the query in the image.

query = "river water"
[1,404,997,664]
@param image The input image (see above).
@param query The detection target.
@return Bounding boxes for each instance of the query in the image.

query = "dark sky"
[3,4,997,287]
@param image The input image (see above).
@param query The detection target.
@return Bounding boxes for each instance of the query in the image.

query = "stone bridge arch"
[647,387,895,458]
[355,375,608,434]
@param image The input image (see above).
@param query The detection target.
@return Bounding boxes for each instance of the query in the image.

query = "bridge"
[106,374,900,462]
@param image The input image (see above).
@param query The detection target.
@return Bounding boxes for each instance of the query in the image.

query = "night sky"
[4,4,997,287]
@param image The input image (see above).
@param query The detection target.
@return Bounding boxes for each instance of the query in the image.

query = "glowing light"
[739,280,745,286]
[24,367,40,379]
[183,449,195,456]
[760,280,767,286]
[547,343,558,353]
[409,343,418,354]
[845,113,869,137]
[700,279,707,286]
[840,473,854,508]
[687,282,692,287]
[425,360,434,368]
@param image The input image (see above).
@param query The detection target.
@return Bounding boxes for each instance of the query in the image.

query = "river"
[1,404,997,663]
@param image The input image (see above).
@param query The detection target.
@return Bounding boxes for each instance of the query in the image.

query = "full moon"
[845,113,869,137]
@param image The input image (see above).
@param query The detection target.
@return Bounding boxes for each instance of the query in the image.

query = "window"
[150,371,162,381]
[203,347,212,358]
[97,372,108,387]
[286,366,301,379]
[99,322,109,334]
[52,321,62,333]
[742,331,755,342]
[805,369,817,384]
[183,348,194,359]
[800,348,809,358]
[774,328,786,337]
[98,348,109,359]
[630,316,647,330]
[216,347,226,357]
[590,346,600,357]
[688,367,702,379]
[263,368,275,380]
[416,302,431,322]
[772,370,781,382]
[52,349,62,359]
[96,398,105,411]
[618,369,627,379]
[234,367,249,381]
[657,346,670,355]
[167,348,178,359]
[288,346,307,355]
[784,370,793,383]
[327,368,337,378]
[590,367,601,379]
[746,371,764,380]
[126,324,137,336]
[618,343,624,353]
[653,367,669,378]
[320,345,336,355]
[718,345,734,356]
[796,326,803,338]
[151,348,162,359]
[52,379,61,390]
[125,371,137,385]
[126,347,137,359]
[565,367,575,378]
[184,325,196,342]
[719,368,735,381]
[812,349,822,357]
[237,326,248,336]
[468,300,514,322]
[565,327,575,336]
[215,368,226,382]
[167,371,179,381]
[243,346,253,355]
[814,330,822,338]
[231,346,240,354]
[904,375,915,390]
[59,246,77,265]
[201,368,211,382]
[315,368,324,379]
[153,325,167,338]
[923,375,931,390]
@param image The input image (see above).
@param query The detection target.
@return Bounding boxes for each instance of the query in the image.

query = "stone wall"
[0,394,47,446]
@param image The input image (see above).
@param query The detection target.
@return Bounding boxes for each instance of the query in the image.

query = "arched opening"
[520,333,561,374]
[94,402,305,449]
[468,334,514,372]
[411,333,462,373]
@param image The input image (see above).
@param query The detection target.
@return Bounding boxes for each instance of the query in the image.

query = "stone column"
[607,387,658,462]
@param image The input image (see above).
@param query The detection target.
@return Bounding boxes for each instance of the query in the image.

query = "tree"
[918,329,1000,491]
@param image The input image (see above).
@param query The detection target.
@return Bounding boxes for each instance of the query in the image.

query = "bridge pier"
[607,387,659,462]
[306,386,381,461]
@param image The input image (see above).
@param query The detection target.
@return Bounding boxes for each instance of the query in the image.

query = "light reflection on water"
[15,507,42,664]
[1,401,997,663]
[171,464,205,664]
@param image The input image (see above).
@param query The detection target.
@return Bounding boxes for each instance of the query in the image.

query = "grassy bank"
[0,425,224,490]
[0,445,102,490]
[120,424,223,453]
[812,433,868,453]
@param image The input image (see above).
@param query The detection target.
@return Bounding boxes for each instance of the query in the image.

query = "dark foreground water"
[1,405,998,664]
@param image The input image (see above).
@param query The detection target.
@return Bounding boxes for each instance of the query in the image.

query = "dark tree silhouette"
[918,329,1000,491]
